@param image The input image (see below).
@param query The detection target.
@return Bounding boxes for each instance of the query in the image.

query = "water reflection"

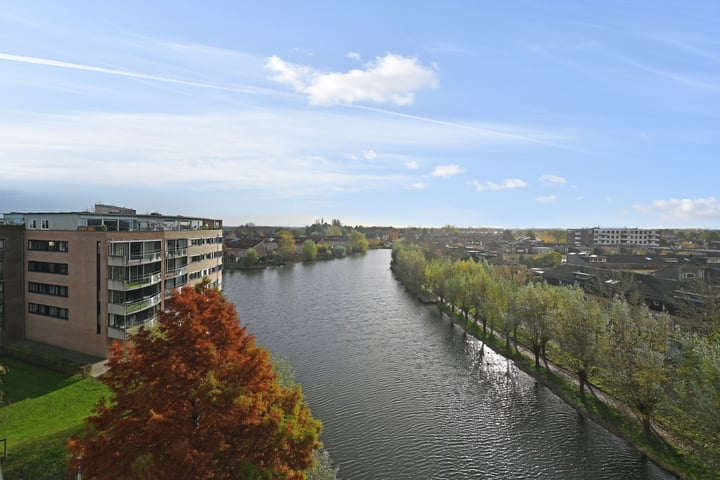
[224,250,675,480]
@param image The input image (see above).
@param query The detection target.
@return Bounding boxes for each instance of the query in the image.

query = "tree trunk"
[532,344,541,369]
[578,369,588,396]
[642,416,652,436]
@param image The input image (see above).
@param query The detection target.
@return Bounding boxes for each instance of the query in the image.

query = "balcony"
[166,248,187,258]
[107,317,155,341]
[108,273,162,291]
[165,266,187,279]
[108,292,161,317]
[108,251,162,266]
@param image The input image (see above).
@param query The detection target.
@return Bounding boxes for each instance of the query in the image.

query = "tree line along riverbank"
[391,238,719,480]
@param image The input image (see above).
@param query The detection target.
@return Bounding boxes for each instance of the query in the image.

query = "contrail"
[349,103,583,153]
[0,51,289,97]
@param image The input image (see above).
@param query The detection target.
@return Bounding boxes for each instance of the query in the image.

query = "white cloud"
[473,178,528,192]
[408,182,427,190]
[539,174,567,185]
[576,195,585,201]
[344,153,358,160]
[346,51,361,61]
[635,197,720,222]
[363,149,377,160]
[430,164,464,177]
[536,195,557,203]
[406,160,419,169]
[265,53,438,106]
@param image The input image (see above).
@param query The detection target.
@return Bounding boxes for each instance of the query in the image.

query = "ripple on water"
[224,251,676,480]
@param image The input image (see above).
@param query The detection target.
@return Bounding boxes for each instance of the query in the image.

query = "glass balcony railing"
[108,273,162,291]
[108,293,161,316]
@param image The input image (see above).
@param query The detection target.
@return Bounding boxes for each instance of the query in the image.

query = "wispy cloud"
[539,174,567,185]
[265,53,438,106]
[430,165,464,177]
[536,195,557,203]
[614,53,720,92]
[408,182,427,190]
[363,149,377,160]
[0,51,284,97]
[406,160,419,169]
[635,197,720,223]
[473,178,528,192]
[346,51,361,61]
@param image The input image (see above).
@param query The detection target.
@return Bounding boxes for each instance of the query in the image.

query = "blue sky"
[1,1,719,228]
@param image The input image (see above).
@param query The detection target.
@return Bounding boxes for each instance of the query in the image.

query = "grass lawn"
[0,356,109,479]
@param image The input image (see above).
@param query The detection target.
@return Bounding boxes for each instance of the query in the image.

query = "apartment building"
[567,227,660,248]
[0,205,223,358]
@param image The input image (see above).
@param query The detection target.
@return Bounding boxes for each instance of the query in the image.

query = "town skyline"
[1,1,719,229]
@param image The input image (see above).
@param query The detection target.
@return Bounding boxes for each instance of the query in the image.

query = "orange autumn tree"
[68,285,321,479]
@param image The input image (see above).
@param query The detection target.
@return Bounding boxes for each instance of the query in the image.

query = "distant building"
[567,227,659,248]
[0,204,223,358]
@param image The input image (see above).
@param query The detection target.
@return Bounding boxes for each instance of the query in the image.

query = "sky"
[1,1,719,229]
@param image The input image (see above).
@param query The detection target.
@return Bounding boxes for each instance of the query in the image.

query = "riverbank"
[428,296,710,479]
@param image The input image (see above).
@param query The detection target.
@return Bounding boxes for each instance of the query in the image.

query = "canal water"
[223,249,675,479]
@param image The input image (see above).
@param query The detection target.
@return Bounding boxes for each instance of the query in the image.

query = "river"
[223,249,675,479]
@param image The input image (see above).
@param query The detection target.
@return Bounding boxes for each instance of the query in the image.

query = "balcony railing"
[108,273,162,291]
[166,248,187,258]
[108,293,161,316]
[165,266,187,279]
[108,251,162,266]
[107,317,155,340]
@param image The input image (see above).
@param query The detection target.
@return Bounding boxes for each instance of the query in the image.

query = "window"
[29,219,37,229]
[29,282,68,297]
[28,261,68,275]
[28,240,68,252]
[28,302,68,320]
[41,219,49,229]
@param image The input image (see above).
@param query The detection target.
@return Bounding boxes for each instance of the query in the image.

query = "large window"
[28,261,68,275]
[28,240,68,252]
[29,282,68,297]
[28,302,68,320]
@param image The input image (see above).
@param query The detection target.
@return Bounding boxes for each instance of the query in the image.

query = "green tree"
[277,230,296,262]
[316,244,333,260]
[333,245,346,258]
[502,229,515,241]
[554,286,606,395]
[326,225,343,237]
[670,334,720,469]
[606,297,672,435]
[242,248,258,267]
[424,257,453,306]
[347,230,369,254]
[516,282,556,369]
[468,262,492,336]
[391,240,426,294]
[68,287,321,479]
[675,277,720,337]
[486,280,515,351]
[303,239,318,261]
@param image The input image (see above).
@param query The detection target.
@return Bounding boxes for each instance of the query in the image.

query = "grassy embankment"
[0,356,108,479]
[436,303,713,480]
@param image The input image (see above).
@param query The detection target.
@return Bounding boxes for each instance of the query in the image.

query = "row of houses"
[539,252,720,313]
